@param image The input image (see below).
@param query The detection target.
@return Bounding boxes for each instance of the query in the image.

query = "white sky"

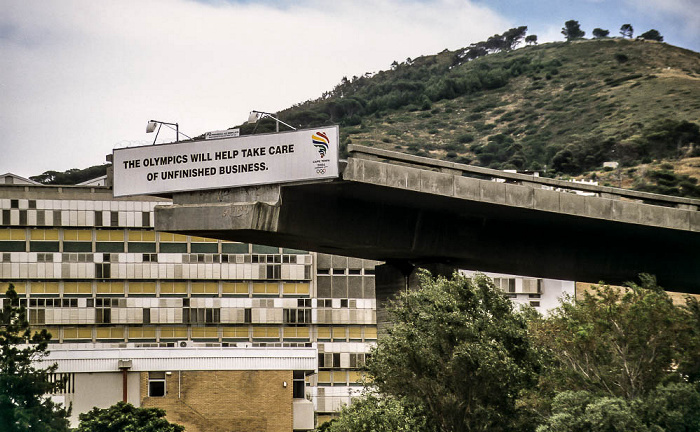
[1,0,697,179]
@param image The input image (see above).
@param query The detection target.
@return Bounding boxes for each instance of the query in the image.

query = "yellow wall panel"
[252,326,279,338]
[317,327,331,339]
[63,282,92,294]
[192,282,218,294]
[222,327,249,338]
[159,232,188,242]
[283,327,310,339]
[160,282,187,294]
[192,327,219,338]
[252,283,279,295]
[348,327,362,339]
[96,230,124,242]
[0,229,26,240]
[128,282,156,294]
[222,282,248,294]
[332,327,346,340]
[128,230,156,242]
[64,230,92,241]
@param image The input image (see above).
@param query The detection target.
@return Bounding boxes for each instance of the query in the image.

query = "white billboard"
[113,126,339,197]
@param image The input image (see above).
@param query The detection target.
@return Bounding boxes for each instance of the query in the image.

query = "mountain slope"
[241,37,700,196]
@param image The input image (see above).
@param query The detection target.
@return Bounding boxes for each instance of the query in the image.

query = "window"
[95,263,111,278]
[94,211,103,227]
[244,308,252,323]
[183,308,220,324]
[143,253,158,262]
[110,211,119,227]
[10,200,18,209]
[148,372,166,397]
[283,308,311,324]
[293,371,305,399]
[142,212,150,227]
[95,307,111,324]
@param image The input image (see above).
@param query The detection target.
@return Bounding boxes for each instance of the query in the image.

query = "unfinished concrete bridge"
[154,145,700,293]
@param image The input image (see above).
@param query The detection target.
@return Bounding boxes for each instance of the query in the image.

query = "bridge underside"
[156,180,700,293]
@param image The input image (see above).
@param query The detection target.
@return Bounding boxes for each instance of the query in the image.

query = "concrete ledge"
[505,183,534,208]
[560,193,586,215]
[585,196,613,220]
[480,181,506,204]
[533,189,560,213]
[156,202,280,233]
[329,156,700,233]
[420,170,454,196]
[455,176,481,201]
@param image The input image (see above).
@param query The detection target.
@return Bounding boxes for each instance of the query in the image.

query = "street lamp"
[146,120,191,144]
[247,110,296,133]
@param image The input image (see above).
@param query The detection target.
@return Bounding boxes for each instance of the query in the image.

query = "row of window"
[6,281,313,296]
[32,325,378,342]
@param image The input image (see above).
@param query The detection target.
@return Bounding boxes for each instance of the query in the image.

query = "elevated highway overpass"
[154,145,700,293]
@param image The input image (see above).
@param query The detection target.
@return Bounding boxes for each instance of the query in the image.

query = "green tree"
[620,24,634,38]
[562,20,585,41]
[367,272,541,432]
[531,275,691,400]
[592,28,610,38]
[76,401,184,432]
[639,29,663,42]
[525,34,538,45]
[324,394,431,432]
[0,284,70,432]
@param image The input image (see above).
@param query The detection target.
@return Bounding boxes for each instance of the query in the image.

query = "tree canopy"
[620,24,634,38]
[639,29,663,42]
[592,28,610,38]
[366,272,541,431]
[562,20,585,41]
[0,285,70,432]
[329,272,700,432]
[76,401,185,432]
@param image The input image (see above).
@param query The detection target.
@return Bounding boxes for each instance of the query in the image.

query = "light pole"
[247,110,296,133]
[146,120,192,144]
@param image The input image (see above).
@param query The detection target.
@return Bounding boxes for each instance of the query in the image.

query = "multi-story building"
[0,174,377,430]
[0,172,576,430]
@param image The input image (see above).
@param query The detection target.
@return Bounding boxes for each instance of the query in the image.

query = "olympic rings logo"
[316,168,326,174]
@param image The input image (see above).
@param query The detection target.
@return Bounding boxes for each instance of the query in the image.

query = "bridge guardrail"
[347,145,699,211]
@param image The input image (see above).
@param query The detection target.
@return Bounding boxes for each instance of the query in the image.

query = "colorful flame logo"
[312,132,329,158]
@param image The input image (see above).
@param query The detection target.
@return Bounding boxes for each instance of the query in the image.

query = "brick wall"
[140,370,293,432]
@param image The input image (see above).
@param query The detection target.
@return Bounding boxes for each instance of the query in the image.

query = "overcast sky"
[2,0,698,179]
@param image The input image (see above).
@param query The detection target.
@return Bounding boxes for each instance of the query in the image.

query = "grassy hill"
[239,37,700,197]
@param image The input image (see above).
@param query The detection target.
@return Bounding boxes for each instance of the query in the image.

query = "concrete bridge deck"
[155,145,700,292]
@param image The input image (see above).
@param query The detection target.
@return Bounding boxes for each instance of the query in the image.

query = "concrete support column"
[375,262,458,334]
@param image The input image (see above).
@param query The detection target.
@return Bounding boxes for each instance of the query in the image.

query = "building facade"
[0,177,377,429]
[0,174,575,429]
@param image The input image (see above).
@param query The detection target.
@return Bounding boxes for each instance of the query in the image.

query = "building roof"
[0,173,42,185]
[40,347,318,373]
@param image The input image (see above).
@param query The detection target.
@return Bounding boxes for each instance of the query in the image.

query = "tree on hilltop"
[525,34,538,45]
[562,20,585,41]
[592,28,610,38]
[0,284,70,432]
[639,29,663,41]
[620,23,634,38]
